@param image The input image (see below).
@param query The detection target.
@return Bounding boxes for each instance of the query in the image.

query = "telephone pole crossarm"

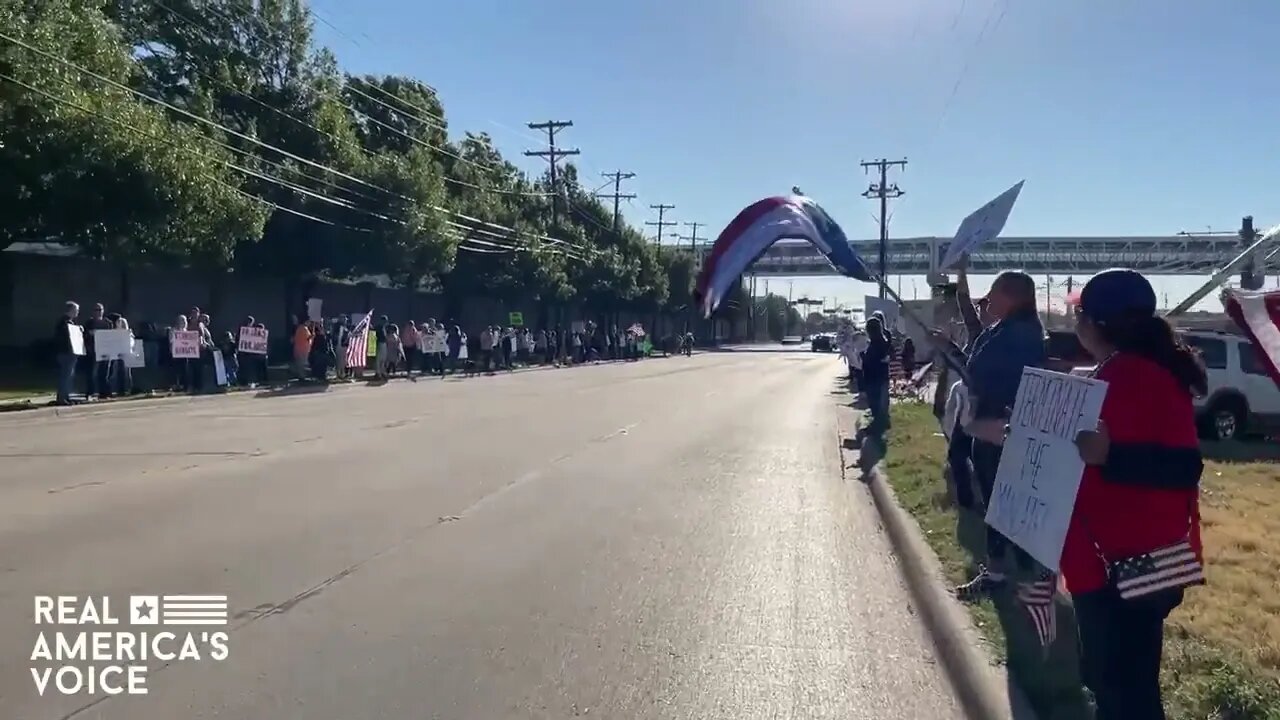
[597,170,638,233]
[525,120,581,225]
[645,203,677,245]
[859,157,908,299]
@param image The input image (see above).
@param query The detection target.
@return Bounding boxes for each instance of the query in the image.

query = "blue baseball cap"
[1078,269,1157,324]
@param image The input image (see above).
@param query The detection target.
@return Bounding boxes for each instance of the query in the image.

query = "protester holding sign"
[1062,269,1207,720]
[955,271,1047,601]
[860,314,893,440]
[52,301,82,406]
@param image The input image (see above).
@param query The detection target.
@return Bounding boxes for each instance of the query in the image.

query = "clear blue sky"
[312,0,1280,312]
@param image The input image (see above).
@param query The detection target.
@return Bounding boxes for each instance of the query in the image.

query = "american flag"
[345,311,373,369]
[1016,576,1057,650]
[161,595,228,626]
[1223,289,1280,389]
[1111,540,1205,600]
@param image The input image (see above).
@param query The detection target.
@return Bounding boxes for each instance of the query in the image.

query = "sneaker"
[954,566,1007,602]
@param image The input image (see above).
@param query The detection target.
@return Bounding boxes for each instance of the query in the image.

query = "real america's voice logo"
[30,595,230,697]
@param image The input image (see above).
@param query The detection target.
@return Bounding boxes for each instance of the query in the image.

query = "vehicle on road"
[1182,330,1280,441]
[1069,329,1280,441]
[810,334,834,353]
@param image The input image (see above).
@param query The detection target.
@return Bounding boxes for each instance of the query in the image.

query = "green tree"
[0,0,266,262]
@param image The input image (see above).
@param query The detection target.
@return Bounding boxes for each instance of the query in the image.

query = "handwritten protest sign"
[68,326,85,356]
[940,180,1025,270]
[985,367,1108,571]
[864,295,900,330]
[237,326,269,355]
[212,351,228,387]
[170,330,201,359]
[94,329,132,361]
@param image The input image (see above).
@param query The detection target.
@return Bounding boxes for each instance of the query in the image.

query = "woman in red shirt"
[1066,269,1207,720]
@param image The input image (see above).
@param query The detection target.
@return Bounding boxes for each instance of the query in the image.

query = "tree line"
[0,0,738,319]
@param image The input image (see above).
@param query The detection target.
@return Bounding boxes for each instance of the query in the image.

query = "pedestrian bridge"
[701,236,1272,276]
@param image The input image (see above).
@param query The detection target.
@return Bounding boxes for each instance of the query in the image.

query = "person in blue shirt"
[954,270,1048,600]
[861,314,893,438]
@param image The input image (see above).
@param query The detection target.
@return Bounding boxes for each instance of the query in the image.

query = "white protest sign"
[212,351,228,387]
[170,330,201,359]
[864,295,900,330]
[985,367,1108,572]
[94,329,133,361]
[125,342,146,369]
[68,325,86,356]
[940,180,1025,271]
[237,326,269,355]
[306,298,323,322]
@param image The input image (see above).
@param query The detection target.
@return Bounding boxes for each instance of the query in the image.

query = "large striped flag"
[345,311,374,369]
[1224,289,1280,389]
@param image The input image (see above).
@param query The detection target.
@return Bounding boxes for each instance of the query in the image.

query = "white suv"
[1181,330,1280,441]
[1067,330,1279,441]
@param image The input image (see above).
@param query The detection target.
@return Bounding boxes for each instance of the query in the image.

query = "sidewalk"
[0,353,684,416]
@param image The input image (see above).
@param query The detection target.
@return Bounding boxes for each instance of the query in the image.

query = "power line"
[144,2,546,197]
[0,34,589,257]
[597,170,637,233]
[645,204,677,246]
[860,158,907,299]
[524,120,580,225]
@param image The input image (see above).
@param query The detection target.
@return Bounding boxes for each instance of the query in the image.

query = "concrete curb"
[835,403,1038,720]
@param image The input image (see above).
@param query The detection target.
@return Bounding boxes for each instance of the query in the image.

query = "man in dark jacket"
[53,301,82,405]
[82,302,114,399]
[955,271,1047,600]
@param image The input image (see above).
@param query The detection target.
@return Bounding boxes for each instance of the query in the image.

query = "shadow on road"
[253,382,333,398]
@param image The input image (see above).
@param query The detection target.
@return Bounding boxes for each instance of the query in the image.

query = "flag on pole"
[346,311,374,369]
[1016,576,1058,650]
[1224,289,1280,389]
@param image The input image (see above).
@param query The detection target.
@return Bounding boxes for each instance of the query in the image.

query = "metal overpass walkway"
[697,235,1277,276]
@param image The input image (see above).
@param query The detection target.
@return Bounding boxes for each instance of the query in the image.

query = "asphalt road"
[0,350,961,720]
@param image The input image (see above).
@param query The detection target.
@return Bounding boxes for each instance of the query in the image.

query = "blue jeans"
[948,422,975,508]
[865,380,891,435]
[56,353,77,403]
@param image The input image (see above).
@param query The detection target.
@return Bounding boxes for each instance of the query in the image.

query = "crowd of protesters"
[884,264,1205,720]
[50,302,665,406]
[286,314,658,384]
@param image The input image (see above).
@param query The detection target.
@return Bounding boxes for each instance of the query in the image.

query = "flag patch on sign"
[1110,540,1205,600]
[161,595,228,626]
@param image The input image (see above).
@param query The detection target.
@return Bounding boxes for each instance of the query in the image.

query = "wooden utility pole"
[684,221,704,260]
[524,120,580,225]
[860,157,907,299]
[597,170,637,233]
[646,204,676,246]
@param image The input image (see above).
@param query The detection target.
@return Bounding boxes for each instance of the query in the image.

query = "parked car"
[811,334,834,352]
[1182,330,1280,441]
[1066,329,1279,441]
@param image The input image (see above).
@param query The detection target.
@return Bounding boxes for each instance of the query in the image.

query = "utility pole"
[1240,216,1265,290]
[861,157,907,299]
[646,204,676,246]
[675,222,706,334]
[597,170,636,233]
[684,221,705,262]
[524,120,580,226]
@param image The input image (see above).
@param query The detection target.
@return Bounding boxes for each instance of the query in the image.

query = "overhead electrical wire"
[0,29,589,257]
[147,1,551,199]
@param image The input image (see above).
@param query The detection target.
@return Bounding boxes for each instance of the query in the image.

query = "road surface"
[0,350,961,720]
